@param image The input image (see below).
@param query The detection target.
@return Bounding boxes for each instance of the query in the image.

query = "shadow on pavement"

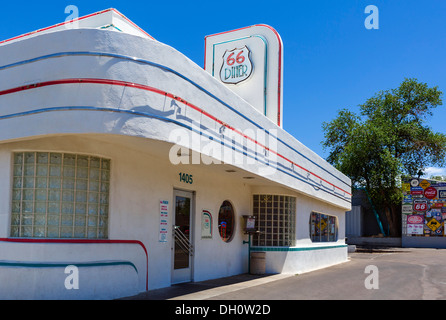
[119,273,275,300]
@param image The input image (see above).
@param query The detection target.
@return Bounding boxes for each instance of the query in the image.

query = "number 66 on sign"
[220,46,253,84]
[413,200,427,212]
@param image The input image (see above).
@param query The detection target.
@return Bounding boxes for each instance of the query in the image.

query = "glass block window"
[10,152,110,239]
[309,212,338,242]
[252,195,296,247]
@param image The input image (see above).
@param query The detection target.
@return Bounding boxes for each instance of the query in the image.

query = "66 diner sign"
[220,46,253,84]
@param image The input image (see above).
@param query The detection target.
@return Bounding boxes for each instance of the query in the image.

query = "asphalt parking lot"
[123,247,446,300]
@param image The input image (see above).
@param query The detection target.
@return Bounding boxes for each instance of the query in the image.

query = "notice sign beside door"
[201,210,213,239]
[159,200,169,242]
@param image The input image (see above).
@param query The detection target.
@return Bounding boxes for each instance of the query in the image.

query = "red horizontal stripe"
[0,8,154,45]
[0,78,351,196]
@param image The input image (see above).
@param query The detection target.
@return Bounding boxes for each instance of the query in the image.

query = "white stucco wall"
[0,135,255,298]
[0,134,348,299]
[0,27,351,211]
[0,23,352,299]
[250,186,347,274]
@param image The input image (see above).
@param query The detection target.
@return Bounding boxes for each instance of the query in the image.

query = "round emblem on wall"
[410,179,419,187]
[424,186,437,199]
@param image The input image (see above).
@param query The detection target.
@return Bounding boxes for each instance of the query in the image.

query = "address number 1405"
[179,172,193,184]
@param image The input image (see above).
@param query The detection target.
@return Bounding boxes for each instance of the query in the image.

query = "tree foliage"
[322,78,446,236]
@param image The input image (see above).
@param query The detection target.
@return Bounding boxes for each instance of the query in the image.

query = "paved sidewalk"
[120,273,293,300]
[121,247,446,300]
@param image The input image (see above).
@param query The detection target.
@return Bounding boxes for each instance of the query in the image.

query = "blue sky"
[1,0,446,174]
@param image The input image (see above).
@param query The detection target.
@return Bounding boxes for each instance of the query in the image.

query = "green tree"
[322,78,446,236]
[430,175,446,181]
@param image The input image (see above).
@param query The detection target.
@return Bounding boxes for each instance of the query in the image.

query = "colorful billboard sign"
[402,178,446,237]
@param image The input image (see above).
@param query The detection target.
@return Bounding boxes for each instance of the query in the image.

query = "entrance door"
[172,190,194,284]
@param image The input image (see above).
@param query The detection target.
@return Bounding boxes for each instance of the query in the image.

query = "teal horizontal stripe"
[0,260,138,273]
[0,51,351,191]
[0,106,349,203]
[251,244,347,252]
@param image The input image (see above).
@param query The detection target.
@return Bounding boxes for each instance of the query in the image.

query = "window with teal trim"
[10,152,110,239]
[252,195,296,247]
[310,212,338,242]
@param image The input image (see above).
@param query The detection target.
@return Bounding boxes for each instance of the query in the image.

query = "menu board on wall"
[159,200,169,242]
[406,214,424,235]
[402,178,446,237]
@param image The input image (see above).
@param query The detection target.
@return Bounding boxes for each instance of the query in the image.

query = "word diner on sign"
[220,46,253,84]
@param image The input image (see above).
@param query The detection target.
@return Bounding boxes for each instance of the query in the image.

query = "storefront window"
[218,200,235,242]
[252,195,296,247]
[10,152,110,239]
[310,212,338,242]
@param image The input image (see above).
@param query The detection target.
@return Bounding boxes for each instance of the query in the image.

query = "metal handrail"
[174,226,194,256]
